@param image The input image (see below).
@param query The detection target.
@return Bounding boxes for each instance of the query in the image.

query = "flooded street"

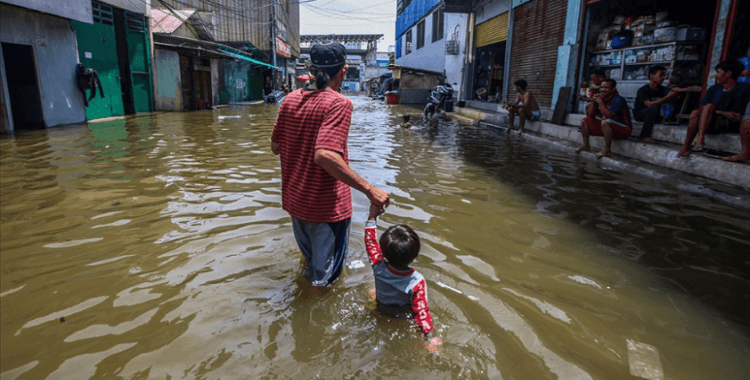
[1,95,749,379]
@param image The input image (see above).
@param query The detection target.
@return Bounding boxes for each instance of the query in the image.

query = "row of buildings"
[0,0,302,133]
[2,0,748,133]
[391,0,749,112]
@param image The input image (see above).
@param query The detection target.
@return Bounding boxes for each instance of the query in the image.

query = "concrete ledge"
[563,113,742,153]
[451,106,750,192]
[481,124,750,210]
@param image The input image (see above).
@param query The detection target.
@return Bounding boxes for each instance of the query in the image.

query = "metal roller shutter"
[476,12,509,48]
[508,0,567,108]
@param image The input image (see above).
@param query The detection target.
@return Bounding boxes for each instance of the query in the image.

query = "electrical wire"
[302,4,395,22]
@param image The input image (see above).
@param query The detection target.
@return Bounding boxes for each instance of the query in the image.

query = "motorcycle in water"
[428,84,454,112]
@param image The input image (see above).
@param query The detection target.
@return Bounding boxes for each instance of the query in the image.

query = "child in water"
[400,114,412,128]
[365,204,441,349]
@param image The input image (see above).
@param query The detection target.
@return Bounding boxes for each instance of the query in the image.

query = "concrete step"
[563,113,742,154]
[451,106,750,191]
[454,106,741,153]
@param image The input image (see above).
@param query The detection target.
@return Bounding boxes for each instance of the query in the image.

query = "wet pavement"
[1,95,749,379]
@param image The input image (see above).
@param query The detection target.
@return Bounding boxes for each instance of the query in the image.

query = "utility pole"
[270,0,277,91]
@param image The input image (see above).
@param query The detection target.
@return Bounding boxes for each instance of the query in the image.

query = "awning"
[220,48,278,70]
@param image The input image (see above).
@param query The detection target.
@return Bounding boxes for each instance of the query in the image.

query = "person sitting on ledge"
[722,101,750,163]
[677,59,750,157]
[505,79,540,134]
[633,65,681,143]
[578,69,607,119]
[575,79,632,158]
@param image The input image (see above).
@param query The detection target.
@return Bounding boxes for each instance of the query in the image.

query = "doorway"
[1,42,44,129]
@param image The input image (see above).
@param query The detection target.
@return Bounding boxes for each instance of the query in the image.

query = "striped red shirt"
[272,88,353,223]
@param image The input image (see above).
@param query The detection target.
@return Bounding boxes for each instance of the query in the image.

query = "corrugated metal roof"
[150,9,195,34]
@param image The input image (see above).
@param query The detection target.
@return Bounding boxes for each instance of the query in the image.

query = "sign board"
[377,60,389,67]
[276,38,291,58]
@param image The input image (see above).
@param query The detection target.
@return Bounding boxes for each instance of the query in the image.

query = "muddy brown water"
[1,95,749,379]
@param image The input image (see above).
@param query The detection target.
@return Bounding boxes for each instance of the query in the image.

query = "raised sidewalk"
[446,101,750,208]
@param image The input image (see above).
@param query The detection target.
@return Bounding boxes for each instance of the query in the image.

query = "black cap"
[310,40,346,68]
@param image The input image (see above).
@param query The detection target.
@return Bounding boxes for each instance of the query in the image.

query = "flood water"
[1,95,749,379]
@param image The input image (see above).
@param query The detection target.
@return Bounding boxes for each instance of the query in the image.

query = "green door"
[70,1,124,120]
[125,11,153,113]
[249,69,263,100]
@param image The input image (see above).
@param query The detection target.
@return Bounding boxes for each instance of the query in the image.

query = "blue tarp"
[396,0,441,38]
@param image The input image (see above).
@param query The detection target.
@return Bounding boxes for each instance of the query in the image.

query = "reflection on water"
[1,97,748,379]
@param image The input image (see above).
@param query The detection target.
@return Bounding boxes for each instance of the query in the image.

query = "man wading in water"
[271,40,390,287]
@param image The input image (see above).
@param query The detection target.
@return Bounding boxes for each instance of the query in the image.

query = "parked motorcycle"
[428,84,454,112]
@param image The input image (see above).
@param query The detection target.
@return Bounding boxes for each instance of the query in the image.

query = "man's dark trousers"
[636,106,661,139]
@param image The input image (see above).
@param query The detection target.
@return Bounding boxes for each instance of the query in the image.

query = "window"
[397,0,413,16]
[405,29,412,55]
[432,9,444,43]
[417,21,425,49]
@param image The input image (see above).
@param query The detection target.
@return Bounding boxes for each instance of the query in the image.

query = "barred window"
[405,29,412,55]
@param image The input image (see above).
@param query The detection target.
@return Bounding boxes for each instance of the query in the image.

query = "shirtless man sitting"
[506,79,540,133]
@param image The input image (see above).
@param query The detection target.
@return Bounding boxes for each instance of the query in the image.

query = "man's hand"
[271,141,280,155]
[719,111,741,121]
[314,148,389,208]
[367,187,390,209]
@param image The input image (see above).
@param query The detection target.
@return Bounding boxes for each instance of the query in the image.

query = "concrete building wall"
[100,0,147,15]
[211,58,219,107]
[2,0,92,24]
[0,45,12,133]
[445,13,469,100]
[474,0,511,24]
[153,49,181,111]
[0,4,87,129]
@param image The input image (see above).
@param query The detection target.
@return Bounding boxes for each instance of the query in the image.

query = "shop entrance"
[1,43,44,129]
[581,0,718,109]
[473,42,506,102]
[472,11,509,102]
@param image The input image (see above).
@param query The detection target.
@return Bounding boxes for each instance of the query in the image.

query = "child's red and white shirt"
[365,220,433,335]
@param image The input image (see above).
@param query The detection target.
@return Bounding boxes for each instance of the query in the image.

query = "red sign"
[276,38,291,58]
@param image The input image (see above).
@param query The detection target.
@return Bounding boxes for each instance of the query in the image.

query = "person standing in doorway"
[271,40,390,287]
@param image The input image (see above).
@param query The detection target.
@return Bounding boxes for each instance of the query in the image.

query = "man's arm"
[314,148,389,207]
[595,96,615,119]
[645,88,679,107]
[271,140,280,155]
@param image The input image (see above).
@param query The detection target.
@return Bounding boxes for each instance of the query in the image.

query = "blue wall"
[396,0,441,38]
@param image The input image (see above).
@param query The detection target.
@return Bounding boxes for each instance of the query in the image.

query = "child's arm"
[411,279,434,336]
[365,204,385,266]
